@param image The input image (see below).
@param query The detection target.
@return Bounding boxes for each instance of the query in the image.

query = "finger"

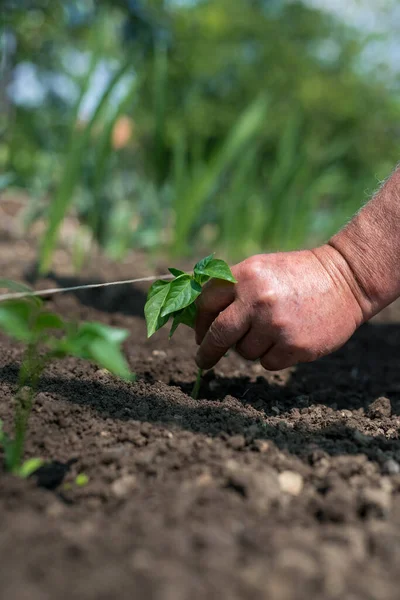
[235,322,274,361]
[196,302,250,370]
[260,345,298,371]
[195,279,235,345]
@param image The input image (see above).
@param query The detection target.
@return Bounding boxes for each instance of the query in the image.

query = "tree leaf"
[194,258,237,283]
[18,457,44,478]
[160,275,202,317]
[144,281,171,337]
[169,303,197,339]
[168,267,186,277]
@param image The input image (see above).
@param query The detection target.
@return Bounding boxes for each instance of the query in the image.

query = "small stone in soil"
[152,350,167,358]
[341,409,353,418]
[226,461,280,511]
[111,475,137,498]
[367,396,392,419]
[228,435,246,450]
[253,440,271,453]
[278,471,304,496]
[383,459,400,475]
[359,487,391,518]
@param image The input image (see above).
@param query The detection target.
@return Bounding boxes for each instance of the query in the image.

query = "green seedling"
[0,279,134,476]
[144,255,236,398]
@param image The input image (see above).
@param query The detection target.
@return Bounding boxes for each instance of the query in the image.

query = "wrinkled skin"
[195,165,400,372]
[195,245,369,371]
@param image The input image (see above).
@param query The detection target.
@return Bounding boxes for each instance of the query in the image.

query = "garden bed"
[1,237,400,600]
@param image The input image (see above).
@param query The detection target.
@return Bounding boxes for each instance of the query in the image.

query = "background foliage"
[1,0,399,268]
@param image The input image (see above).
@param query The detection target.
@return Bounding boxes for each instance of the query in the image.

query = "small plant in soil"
[144,255,236,398]
[0,279,134,477]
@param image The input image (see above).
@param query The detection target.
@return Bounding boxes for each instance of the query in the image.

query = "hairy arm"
[329,165,400,318]
[195,164,400,371]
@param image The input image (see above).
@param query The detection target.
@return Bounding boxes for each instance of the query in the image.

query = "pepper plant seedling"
[144,255,236,398]
[0,279,134,477]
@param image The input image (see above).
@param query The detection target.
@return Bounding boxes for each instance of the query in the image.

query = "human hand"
[195,245,370,371]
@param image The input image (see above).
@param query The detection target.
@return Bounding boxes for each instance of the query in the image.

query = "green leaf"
[178,302,198,328]
[76,322,129,345]
[193,254,214,272]
[55,321,133,381]
[169,303,197,339]
[161,276,202,318]
[194,258,237,284]
[18,457,44,478]
[34,312,65,333]
[193,255,213,285]
[145,281,171,337]
[0,301,36,342]
[0,279,41,306]
[168,267,186,277]
[88,338,133,381]
[194,273,211,286]
[147,279,171,301]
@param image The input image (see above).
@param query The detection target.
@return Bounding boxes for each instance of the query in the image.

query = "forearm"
[328,165,400,319]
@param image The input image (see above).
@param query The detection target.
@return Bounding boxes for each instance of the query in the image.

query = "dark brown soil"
[1,236,400,600]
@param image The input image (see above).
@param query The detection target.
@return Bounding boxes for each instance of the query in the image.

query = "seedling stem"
[191,368,203,400]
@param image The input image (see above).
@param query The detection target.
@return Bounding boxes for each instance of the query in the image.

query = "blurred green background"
[1,0,399,272]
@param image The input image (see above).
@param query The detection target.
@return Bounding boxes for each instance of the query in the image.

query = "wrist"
[329,213,400,318]
[311,243,374,324]
[327,167,400,318]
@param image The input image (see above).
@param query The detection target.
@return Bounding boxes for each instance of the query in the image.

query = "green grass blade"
[172,94,269,255]
[153,41,169,185]
[39,61,131,274]
[88,75,140,245]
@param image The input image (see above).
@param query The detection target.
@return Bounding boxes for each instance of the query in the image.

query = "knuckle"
[253,288,278,310]
[235,343,258,361]
[208,320,229,349]
[269,313,290,332]
[242,255,265,279]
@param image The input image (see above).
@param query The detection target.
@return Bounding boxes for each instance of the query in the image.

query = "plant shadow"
[24,265,147,318]
[1,324,399,465]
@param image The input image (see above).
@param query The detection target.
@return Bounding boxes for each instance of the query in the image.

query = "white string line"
[0,274,175,302]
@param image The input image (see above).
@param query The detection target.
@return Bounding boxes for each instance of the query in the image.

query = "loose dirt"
[1,236,400,600]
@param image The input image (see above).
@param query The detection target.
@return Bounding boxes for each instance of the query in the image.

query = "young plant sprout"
[144,255,236,399]
[0,279,134,477]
